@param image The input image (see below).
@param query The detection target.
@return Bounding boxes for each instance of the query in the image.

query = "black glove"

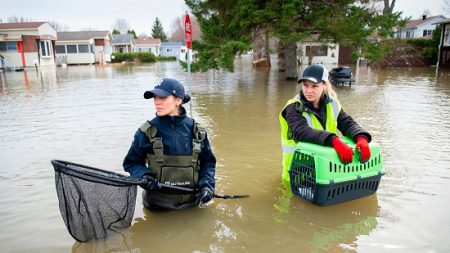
[141,174,159,191]
[198,187,214,206]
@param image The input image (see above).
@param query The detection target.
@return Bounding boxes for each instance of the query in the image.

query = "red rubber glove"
[332,137,354,164]
[356,136,371,163]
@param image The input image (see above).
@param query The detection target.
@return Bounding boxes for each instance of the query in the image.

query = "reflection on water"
[1,58,450,253]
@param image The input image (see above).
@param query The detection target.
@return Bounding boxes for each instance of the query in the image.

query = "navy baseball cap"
[144,78,190,103]
[298,64,329,84]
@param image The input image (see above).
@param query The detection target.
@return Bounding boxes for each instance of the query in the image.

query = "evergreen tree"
[112,29,120,35]
[185,0,403,78]
[127,29,137,39]
[151,18,167,41]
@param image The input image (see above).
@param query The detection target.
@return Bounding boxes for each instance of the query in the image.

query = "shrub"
[111,52,134,63]
[135,52,157,63]
[157,56,177,61]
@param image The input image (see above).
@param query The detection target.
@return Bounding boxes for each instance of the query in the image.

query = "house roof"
[135,38,161,45]
[161,41,183,47]
[405,15,447,29]
[57,31,110,40]
[0,22,47,30]
[433,18,450,25]
[111,34,134,44]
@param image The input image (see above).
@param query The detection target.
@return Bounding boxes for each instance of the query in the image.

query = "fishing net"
[51,160,142,242]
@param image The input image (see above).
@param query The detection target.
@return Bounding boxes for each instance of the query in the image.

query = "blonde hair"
[324,80,337,98]
[298,80,338,99]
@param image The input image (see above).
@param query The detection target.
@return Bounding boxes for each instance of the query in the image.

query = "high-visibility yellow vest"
[279,95,341,182]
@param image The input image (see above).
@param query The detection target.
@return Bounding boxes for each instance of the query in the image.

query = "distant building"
[134,38,161,55]
[434,18,450,68]
[0,22,57,69]
[111,34,135,53]
[160,41,187,60]
[297,34,339,66]
[56,31,112,65]
[397,15,447,39]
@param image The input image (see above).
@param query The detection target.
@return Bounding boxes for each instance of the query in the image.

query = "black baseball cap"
[298,64,329,84]
[144,78,190,103]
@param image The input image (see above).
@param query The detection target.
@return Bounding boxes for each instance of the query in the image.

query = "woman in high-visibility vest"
[279,64,372,182]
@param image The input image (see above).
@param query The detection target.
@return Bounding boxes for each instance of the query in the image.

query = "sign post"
[184,12,193,117]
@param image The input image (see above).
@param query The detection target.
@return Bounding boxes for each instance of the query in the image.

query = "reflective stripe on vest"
[279,95,341,181]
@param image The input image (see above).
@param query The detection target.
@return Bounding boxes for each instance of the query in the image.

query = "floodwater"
[1,56,449,253]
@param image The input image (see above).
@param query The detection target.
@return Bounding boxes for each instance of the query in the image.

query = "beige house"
[0,22,57,69]
[56,31,112,65]
[134,38,161,55]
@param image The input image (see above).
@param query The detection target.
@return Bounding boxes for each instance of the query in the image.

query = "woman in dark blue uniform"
[123,78,216,210]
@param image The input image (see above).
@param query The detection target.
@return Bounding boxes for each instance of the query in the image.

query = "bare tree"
[81,27,99,31]
[139,33,149,39]
[383,0,396,15]
[7,16,34,23]
[168,14,201,42]
[444,0,450,14]
[48,21,70,31]
[112,18,130,34]
[363,1,396,15]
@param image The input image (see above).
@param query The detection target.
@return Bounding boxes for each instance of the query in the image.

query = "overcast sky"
[0,0,447,35]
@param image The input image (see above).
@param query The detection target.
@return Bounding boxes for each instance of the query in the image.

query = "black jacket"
[123,107,216,191]
[283,92,371,146]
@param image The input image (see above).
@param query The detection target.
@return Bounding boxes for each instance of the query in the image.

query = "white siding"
[297,41,339,66]
[55,39,96,64]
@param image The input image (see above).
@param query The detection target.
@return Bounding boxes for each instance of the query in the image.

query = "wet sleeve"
[337,109,372,142]
[123,129,152,179]
[285,103,336,146]
[198,133,216,192]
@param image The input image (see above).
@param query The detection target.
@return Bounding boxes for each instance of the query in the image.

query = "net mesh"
[52,160,141,242]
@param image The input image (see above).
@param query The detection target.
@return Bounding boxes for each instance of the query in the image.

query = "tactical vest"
[139,120,206,210]
[279,94,341,182]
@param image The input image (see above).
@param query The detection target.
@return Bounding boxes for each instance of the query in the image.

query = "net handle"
[52,160,250,198]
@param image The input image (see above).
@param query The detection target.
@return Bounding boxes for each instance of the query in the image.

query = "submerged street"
[1,57,449,252]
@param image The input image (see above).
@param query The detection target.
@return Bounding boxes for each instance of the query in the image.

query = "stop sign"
[184,13,192,49]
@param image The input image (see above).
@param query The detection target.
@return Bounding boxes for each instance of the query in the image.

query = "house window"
[422,30,433,37]
[7,42,17,51]
[67,45,77,53]
[167,48,172,52]
[78,44,89,53]
[305,46,328,57]
[40,40,52,57]
[406,30,412,38]
[55,45,66,54]
[0,42,18,52]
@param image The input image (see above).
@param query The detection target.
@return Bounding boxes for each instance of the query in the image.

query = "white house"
[134,38,161,55]
[434,18,450,68]
[0,22,57,69]
[56,31,112,65]
[297,38,339,66]
[397,15,447,39]
[111,34,135,53]
[160,41,187,60]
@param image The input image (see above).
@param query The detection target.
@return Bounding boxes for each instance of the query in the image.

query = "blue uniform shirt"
[123,110,216,192]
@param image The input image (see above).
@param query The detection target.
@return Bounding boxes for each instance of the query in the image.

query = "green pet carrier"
[289,137,383,206]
